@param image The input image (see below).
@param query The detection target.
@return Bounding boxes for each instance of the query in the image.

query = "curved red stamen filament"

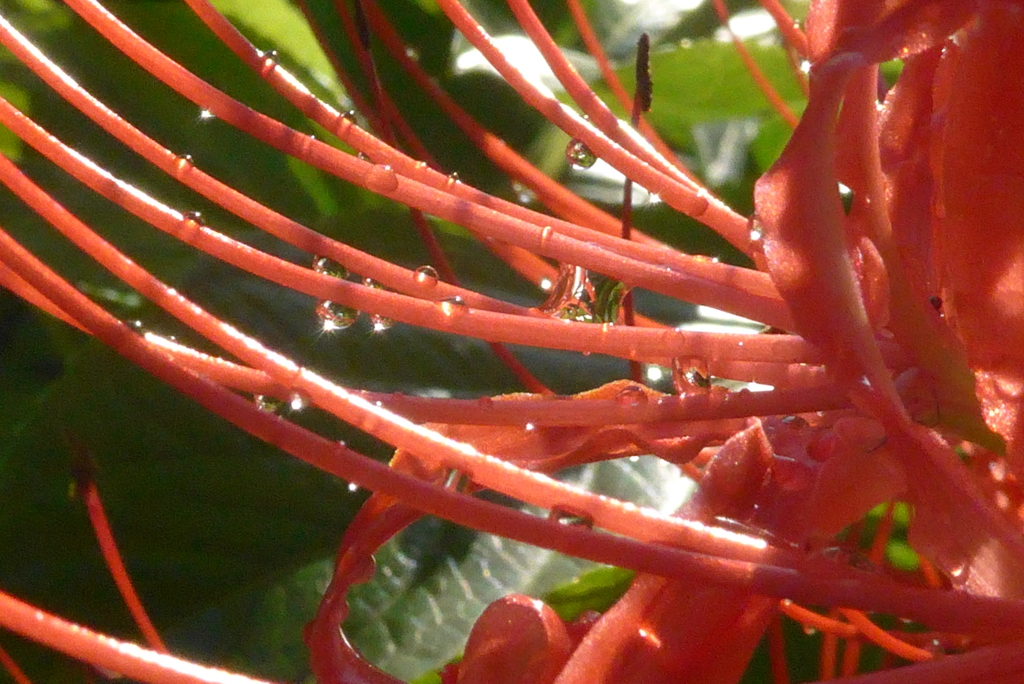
[0,91,802,364]
[0,590,276,684]
[4,223,1024,633]
[711,0,800,129]
[0,642,33,684]
[25,0,791,330]
[72,460,169,652]
[563,0,698,182]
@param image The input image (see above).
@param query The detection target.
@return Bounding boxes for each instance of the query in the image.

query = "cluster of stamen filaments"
[2,1,1012,682]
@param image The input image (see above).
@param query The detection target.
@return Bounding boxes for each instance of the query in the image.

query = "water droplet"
[404,46,420,61]
[371,314,394,332]
[539,263,581,308]
[197,108,216,121]
[182,210,203,224]
[364,164,399,193]
[446,171,460,186]
[590,274,627,324]
[316,300,358,331]
[780,415,809,429]
[549,506,594,528]
[565,138,597,169]
[525,422,536,431]
[672,357,711,392]
[802,626,818,636]
[539,225,554,251]
[175,154,193,172]
[336,111,359,135]
[444,469,471,491]
[260,49,278,75]
[289,393,308,411]
[512,181,536,204]
[615,384,648,406]
[538,264,595,322]
[347,482,359,493]
[440,296,466,316]
[363,278,395,331]
[990,459,1008,482]
[413,265,439,289]
[255,395,283,413]
[748,217,764,243]
[644,365,666,384]
[558,303,593,322]
[312,255,349,280]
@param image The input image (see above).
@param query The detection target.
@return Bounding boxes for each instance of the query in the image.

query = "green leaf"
[542,565,635,621]
[0,333,365,677]
[0,81,29,160]
[344,457,693,679]
[210,0,347,103]
[750,113,794,173]
[595,39,805,142]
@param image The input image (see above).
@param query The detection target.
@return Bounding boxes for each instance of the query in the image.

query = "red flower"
[1,0,1023,682]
